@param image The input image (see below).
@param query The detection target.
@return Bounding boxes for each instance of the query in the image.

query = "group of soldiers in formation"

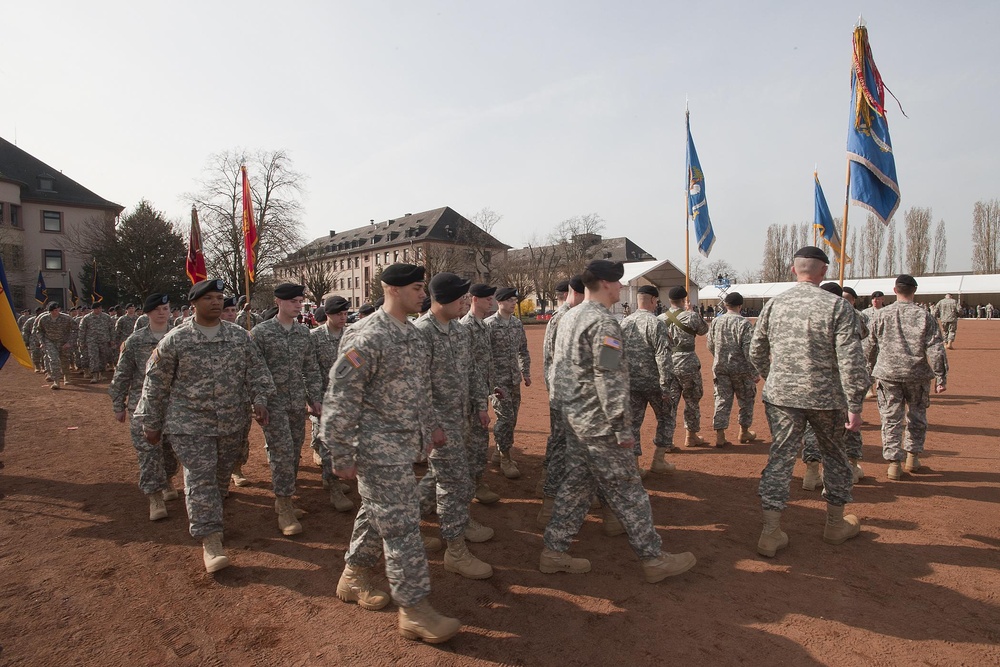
[14,244,953,644]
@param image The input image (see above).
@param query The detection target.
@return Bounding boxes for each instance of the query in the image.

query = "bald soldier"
[749,247,869,558]
[706,292,758,447]
[659,286,709,447]
[934,293,960,350]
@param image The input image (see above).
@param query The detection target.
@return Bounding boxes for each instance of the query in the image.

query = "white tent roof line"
[698,273,1000,301]
[620,258,699,289]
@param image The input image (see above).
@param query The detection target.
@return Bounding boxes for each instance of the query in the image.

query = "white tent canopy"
[620,259,698,310]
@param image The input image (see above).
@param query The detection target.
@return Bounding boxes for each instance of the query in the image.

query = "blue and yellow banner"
[814,172,851,263]
[1,255,33,370]
[34,270,47,304]
[687,111,716,257]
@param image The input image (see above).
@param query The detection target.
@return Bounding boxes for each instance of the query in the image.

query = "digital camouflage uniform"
[934,296,959,344]
[21,315,45,369]
[749,282,869,511]
[133,313,149,332]
[320,309,435,607]
[541,302,573,496]
[236,310,261,331]
[135,321,275,539]
[251,318,323,499]
[79,310,115,374]
[114,314,138,351]
[309,323,343,486]
[621,309,678,455]
[860,305,882,377]
[546,300,663,560]
[659,307,708,432]
[109,323,177,494]
[459,309,494,484]
[871,301,948,462]
[485,312,530,454]
[33,312,76,379]
[414,312,487,540]
[707,311,758,430]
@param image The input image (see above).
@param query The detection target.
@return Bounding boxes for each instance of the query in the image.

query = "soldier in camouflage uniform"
[543,260,697,583]
[934,293,960,349]
[308,295,354,512]
[235,295,260,330]
[321,264,461,644]
[460,283,501,504]
[79,303,114,382]
[33,302,76,389]
[621,284,679,475]
[250,282,323,537]
[749,247,869,558]
[485,287,531,478]
[659,286,709,446]
[136,278,275,572]
[109,293,178,521]
[539,279,574,502]
[872,275,948,480]
[860,290,885,398]
[707,291,759,447]
[20,308,45,372]
[113,304,138,354]
[415,273,493,579]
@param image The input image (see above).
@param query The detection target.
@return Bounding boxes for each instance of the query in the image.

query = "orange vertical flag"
[242,166,258,283]
[186,206,208,284]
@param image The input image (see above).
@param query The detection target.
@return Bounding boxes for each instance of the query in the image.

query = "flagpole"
[839,153,851,286]
[684,105,690,295]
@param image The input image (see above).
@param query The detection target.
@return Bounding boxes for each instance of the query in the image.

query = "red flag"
[186,206,208,284]
[242,166,258,283]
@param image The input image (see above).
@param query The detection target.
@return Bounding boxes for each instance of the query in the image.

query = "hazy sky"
[3,1,998,274]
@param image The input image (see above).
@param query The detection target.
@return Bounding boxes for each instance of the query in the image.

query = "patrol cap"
[262,306,279,320]
[668,286,687,300]
[554,280,570,294]
[359,303,376,316]
[47,302,60,311]
[420,296,432,312]
[469,283,497,298]
[189,278,226,301]
[429,272,471,305]
[314,308,327,323]
[871,290,885,298]
[569,275,585,295]
[895,274,918,288]
[724,292,744,306]
[381,263,425,287]
[842,286,858,299]
[820,282,844,297]
[495,287,518,302]
[793,245,830,263]
[584,259,624,282]
[274,282,306,300]
[324,295,350,314]
[223,296,237,309]
[143,293,170,313]
[637,285,659,298]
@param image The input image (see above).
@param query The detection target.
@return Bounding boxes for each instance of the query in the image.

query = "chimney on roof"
[370,219,375,225]
[329,230,336,238]
[405,213,411,216]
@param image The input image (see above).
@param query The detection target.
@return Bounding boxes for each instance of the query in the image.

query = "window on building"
[403,248,409,260]
[42,211,62,233]
[354,257,359,269]
[340,259,345,270]
[0,203,4,224]
[38,176,55,192]
[347,277,352,289]
[10,205,20,228]
[384,252,389,264]
[375,253,380,265]
[355,297,360,307]
[393,251,399,263]
[340,278,345,290]
[44,249,63,271]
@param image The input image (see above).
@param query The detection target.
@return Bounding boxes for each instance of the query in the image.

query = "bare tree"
[972,199,1000,274]
[706,259,737,284]
[885,219,897,275]
[903,207,932,275]
[737,267,761,283]
[549,213,606,276]
[491,253,535,312]
[932,219,948,273]
[860,214,885,277]
[186,149,305,296]
[300,256,343,302]
[522,235,564,312]
[760,224,791,282]
[687,256,709,286]
[470,207,504,281]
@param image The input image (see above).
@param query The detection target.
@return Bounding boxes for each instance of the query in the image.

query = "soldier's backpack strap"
[663,310,696,336]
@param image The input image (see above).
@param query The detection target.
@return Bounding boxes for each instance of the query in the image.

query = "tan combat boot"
[757,509,788,557]
[161,480,179,501]
[312,450,323,466]
[739,426,757,443]
[650,446,676,473]
[642,551,697,582]
[336,564,390,610]
[147,491,168,521]
[422,534,443,552]
[602,506,625,537]
[887,460,902,480]
[475,482,500,504]
[636,456,649,479]
[849,458,864,483]
[444,539,493,579]
[202,532,230,573]
[398,599,461,644]
[802,461,822,491]
[685,430,708,447]
[499,452,521,479]
[823,504,861,545]
[539,547,591,574]
[50,382,59,390]
[275,497,303,536]
[231,466,249,487]
[904,452,922,473]
[329,486,355,512]
[536,496,554,529]
[715,429,727,447]
[464,517,494,543]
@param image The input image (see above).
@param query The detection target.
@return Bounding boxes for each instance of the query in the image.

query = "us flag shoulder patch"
[344,348,365,368]
[601,336,621,350]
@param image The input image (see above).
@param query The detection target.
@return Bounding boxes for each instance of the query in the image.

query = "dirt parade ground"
[0,319,998,666]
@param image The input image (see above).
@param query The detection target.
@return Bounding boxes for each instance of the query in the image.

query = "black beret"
[842,286,858,298]
[381,263,426,287]
[820,282,844,297]
[314,308,327,323]
[359,303,376,316]
[569,275,585,294]
[324,295,350,314]
[637,285,659,298]
[223,296,237,309]
[262,306,279,320]
[495,287,518,302]
[584,259,625,282]
[237,295,248,307]
[274,282,305,300]
[895,274,918,288]
[181,305,189,311]
[143,293,170,313]
[668,286,687,300]
[91,302,103,309]
[793,246,830,263]
[47,302,60,311]
[554,280,570,294]
[429,272,471,305]
[126,303,135,309]
[420,296,432,312]
[469,283,496,298]
[724,292,744,306]
[871,290,885,298]
[189,278,226,301]
[374,296,385,308]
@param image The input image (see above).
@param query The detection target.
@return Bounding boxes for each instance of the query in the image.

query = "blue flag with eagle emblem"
[687,111,716,257]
